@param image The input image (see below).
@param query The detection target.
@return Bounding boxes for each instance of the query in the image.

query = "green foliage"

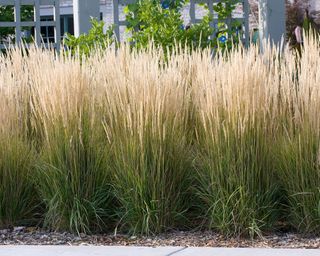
[36,123,113,234]
[0,135,38,227]
[212,0,243,49]
[213,0,238,18]
[124,0,242,51]
[195,119,281,237]
[105,99,193,234]
[35,109,113,234]
[125,0,213,51]
[63,0,242,55]
[64,19,115,56]
[109,128,193,234]
[275,127,320,234]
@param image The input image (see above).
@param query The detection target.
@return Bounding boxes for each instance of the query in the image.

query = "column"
[258,0,286,46]
[73,0,100,37]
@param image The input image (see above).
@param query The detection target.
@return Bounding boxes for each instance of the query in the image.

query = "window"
[40,15,54,43]
[60,15,74,36]
[41,15,74,43]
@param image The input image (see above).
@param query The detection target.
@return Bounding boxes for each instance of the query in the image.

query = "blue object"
[219,35,227,43]
[161,1,170,9]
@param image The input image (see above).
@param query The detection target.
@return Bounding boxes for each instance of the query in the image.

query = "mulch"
[0,228,319,248]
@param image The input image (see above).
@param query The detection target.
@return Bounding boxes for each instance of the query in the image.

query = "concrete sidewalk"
[0,246,319,256]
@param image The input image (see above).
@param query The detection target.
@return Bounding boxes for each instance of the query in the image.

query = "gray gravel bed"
[0,228,319,248]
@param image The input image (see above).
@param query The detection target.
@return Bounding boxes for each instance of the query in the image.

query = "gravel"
[0,228,319,248]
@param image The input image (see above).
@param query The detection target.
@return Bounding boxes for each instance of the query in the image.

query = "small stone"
[13,227,25,232]
[0,229,9,234]
[0,230,319,248]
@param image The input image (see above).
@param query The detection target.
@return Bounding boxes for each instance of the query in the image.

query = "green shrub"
[64,19,115,57]
[125,0,214,51]
[64,0,243,56]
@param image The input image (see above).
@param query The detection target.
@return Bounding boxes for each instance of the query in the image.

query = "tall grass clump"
[0,52,38,227]
[94,48,194,234]
[274,35,320,234]
[24,51,113,234]
[275,128,320,234]
[192,47,283,237]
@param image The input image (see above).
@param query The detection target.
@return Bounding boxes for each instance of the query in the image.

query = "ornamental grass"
[0,37,319,236]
